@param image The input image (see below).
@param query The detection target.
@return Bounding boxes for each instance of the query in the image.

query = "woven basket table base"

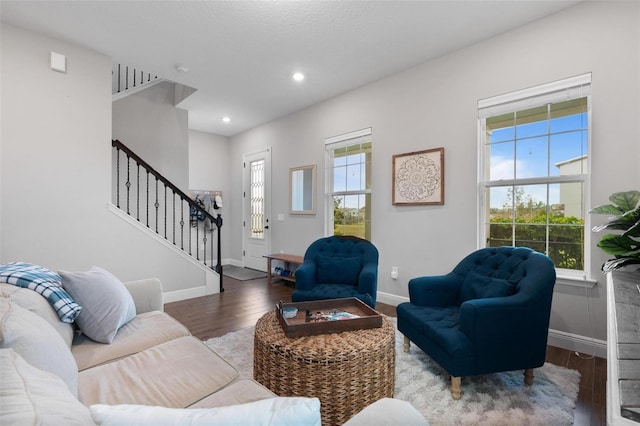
[253,310,395,425]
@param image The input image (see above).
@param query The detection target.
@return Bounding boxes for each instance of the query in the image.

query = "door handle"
[264,225,269,229]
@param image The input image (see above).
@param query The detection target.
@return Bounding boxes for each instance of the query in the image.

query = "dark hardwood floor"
[165,275,606,425]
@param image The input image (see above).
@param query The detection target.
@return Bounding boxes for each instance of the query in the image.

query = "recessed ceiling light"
[292,72,305,82]
[222,116,231,123]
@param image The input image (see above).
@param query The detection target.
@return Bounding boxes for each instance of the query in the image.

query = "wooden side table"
[254,310,395,425]
[264,253,303,285]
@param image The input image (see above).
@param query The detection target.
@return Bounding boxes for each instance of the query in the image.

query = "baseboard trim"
[376,291,409,306]
[376,291,607,358]
[548,329,607,359]
[163,286,208,304]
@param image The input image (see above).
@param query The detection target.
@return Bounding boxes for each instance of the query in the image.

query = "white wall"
[228,2,640,348]
[189,129,231,263]
[0,24,214,295]
[113,81,189,190]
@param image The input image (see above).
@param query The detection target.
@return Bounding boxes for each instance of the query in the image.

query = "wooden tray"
[276,298,383,338]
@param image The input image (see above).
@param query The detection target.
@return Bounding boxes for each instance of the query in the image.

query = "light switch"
[50,51,66,73]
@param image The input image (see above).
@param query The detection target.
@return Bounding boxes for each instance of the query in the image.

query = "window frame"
[325,128,372,240]
[477,74,593,282]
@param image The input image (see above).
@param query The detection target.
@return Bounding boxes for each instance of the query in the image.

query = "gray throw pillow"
[0,299,79,396]
[59,267,136,344]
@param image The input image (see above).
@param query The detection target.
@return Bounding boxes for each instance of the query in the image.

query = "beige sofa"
[0,275,427,425]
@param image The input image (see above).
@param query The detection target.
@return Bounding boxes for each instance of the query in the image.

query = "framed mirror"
[289,164,316,214]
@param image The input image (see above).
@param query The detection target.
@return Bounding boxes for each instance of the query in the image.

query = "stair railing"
[112,139,224,291]
[112,64,158,95]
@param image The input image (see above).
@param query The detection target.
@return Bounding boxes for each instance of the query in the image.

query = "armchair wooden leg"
[451,376,461,400]
[524,368,534,385]
[403,335,410,353]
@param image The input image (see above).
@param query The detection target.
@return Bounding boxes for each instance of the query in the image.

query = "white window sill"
[555,273,598,288]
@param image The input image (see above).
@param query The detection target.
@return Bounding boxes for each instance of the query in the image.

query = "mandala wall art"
[392,148,444,205]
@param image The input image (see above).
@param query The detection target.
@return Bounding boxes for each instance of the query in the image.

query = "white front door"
[242,148,271,271]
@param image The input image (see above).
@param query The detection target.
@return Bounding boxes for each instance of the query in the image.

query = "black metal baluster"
[196,215,200,260]
[115,147,120,208]
[180,200,185,250]
[210,219,214,269]
[133,68,136,88]
[154,178,159,234]
[216,215,223,292]
[146,171,150,228]
[172,190,176,245]
[117,64,121,93]
[188,203,192,255]
[125,154,131,215]
[136,163,140,221]
[164,185,167,239]
[203,230,207,266]
[125,66,129,90]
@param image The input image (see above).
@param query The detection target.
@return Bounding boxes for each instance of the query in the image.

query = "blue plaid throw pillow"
[0,262,82,323]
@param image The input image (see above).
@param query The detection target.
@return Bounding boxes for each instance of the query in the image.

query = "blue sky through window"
[333,152,368,209]
[488,108,587,210]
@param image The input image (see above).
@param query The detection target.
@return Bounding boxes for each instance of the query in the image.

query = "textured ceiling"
[1,1,581,137]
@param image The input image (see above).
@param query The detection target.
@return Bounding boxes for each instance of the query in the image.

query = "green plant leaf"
[592,218,635,233]
[624,221,640,238]
[620,206,640,224]
[602,257,640,272]
[588,204,623,215]
[597,234,639,256]
[610,190,640,211]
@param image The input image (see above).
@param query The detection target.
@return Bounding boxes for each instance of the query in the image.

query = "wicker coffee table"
[253,309,395,425]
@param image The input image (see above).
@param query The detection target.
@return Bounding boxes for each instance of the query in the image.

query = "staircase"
[112,139,224,291]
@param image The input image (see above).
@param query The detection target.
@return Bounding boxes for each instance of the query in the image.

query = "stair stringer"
[108,203,219,303]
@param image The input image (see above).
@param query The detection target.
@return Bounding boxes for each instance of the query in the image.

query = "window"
[325,128,372,240]
[249,159,265,239]
[478,74,591,274]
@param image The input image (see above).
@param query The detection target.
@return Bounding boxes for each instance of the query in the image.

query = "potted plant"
[589,190,640,272]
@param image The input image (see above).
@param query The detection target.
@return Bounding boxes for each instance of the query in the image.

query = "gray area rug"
[222,265,267,281]
[205,317,580,425]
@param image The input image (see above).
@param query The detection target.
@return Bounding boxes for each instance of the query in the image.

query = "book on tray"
[305,309,360,322]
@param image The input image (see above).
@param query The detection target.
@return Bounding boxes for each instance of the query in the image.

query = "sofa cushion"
[343,398,429,426]
[0,262,82,323]
[316,256,362,285]
[0,349,95,426]
[0,282,74,348]
[72,311,191,371]
[188,379,276,408]
[78,336,239,408]
[460,271,516,302]
[89,397,321,426]
[0,298,79,396]
[60,266,136,344]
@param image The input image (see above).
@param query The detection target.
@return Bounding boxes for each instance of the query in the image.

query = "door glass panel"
[250,159,265,239]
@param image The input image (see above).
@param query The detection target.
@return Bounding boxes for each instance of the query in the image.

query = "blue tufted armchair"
[397,246,556,400]
[292,236,379,308]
